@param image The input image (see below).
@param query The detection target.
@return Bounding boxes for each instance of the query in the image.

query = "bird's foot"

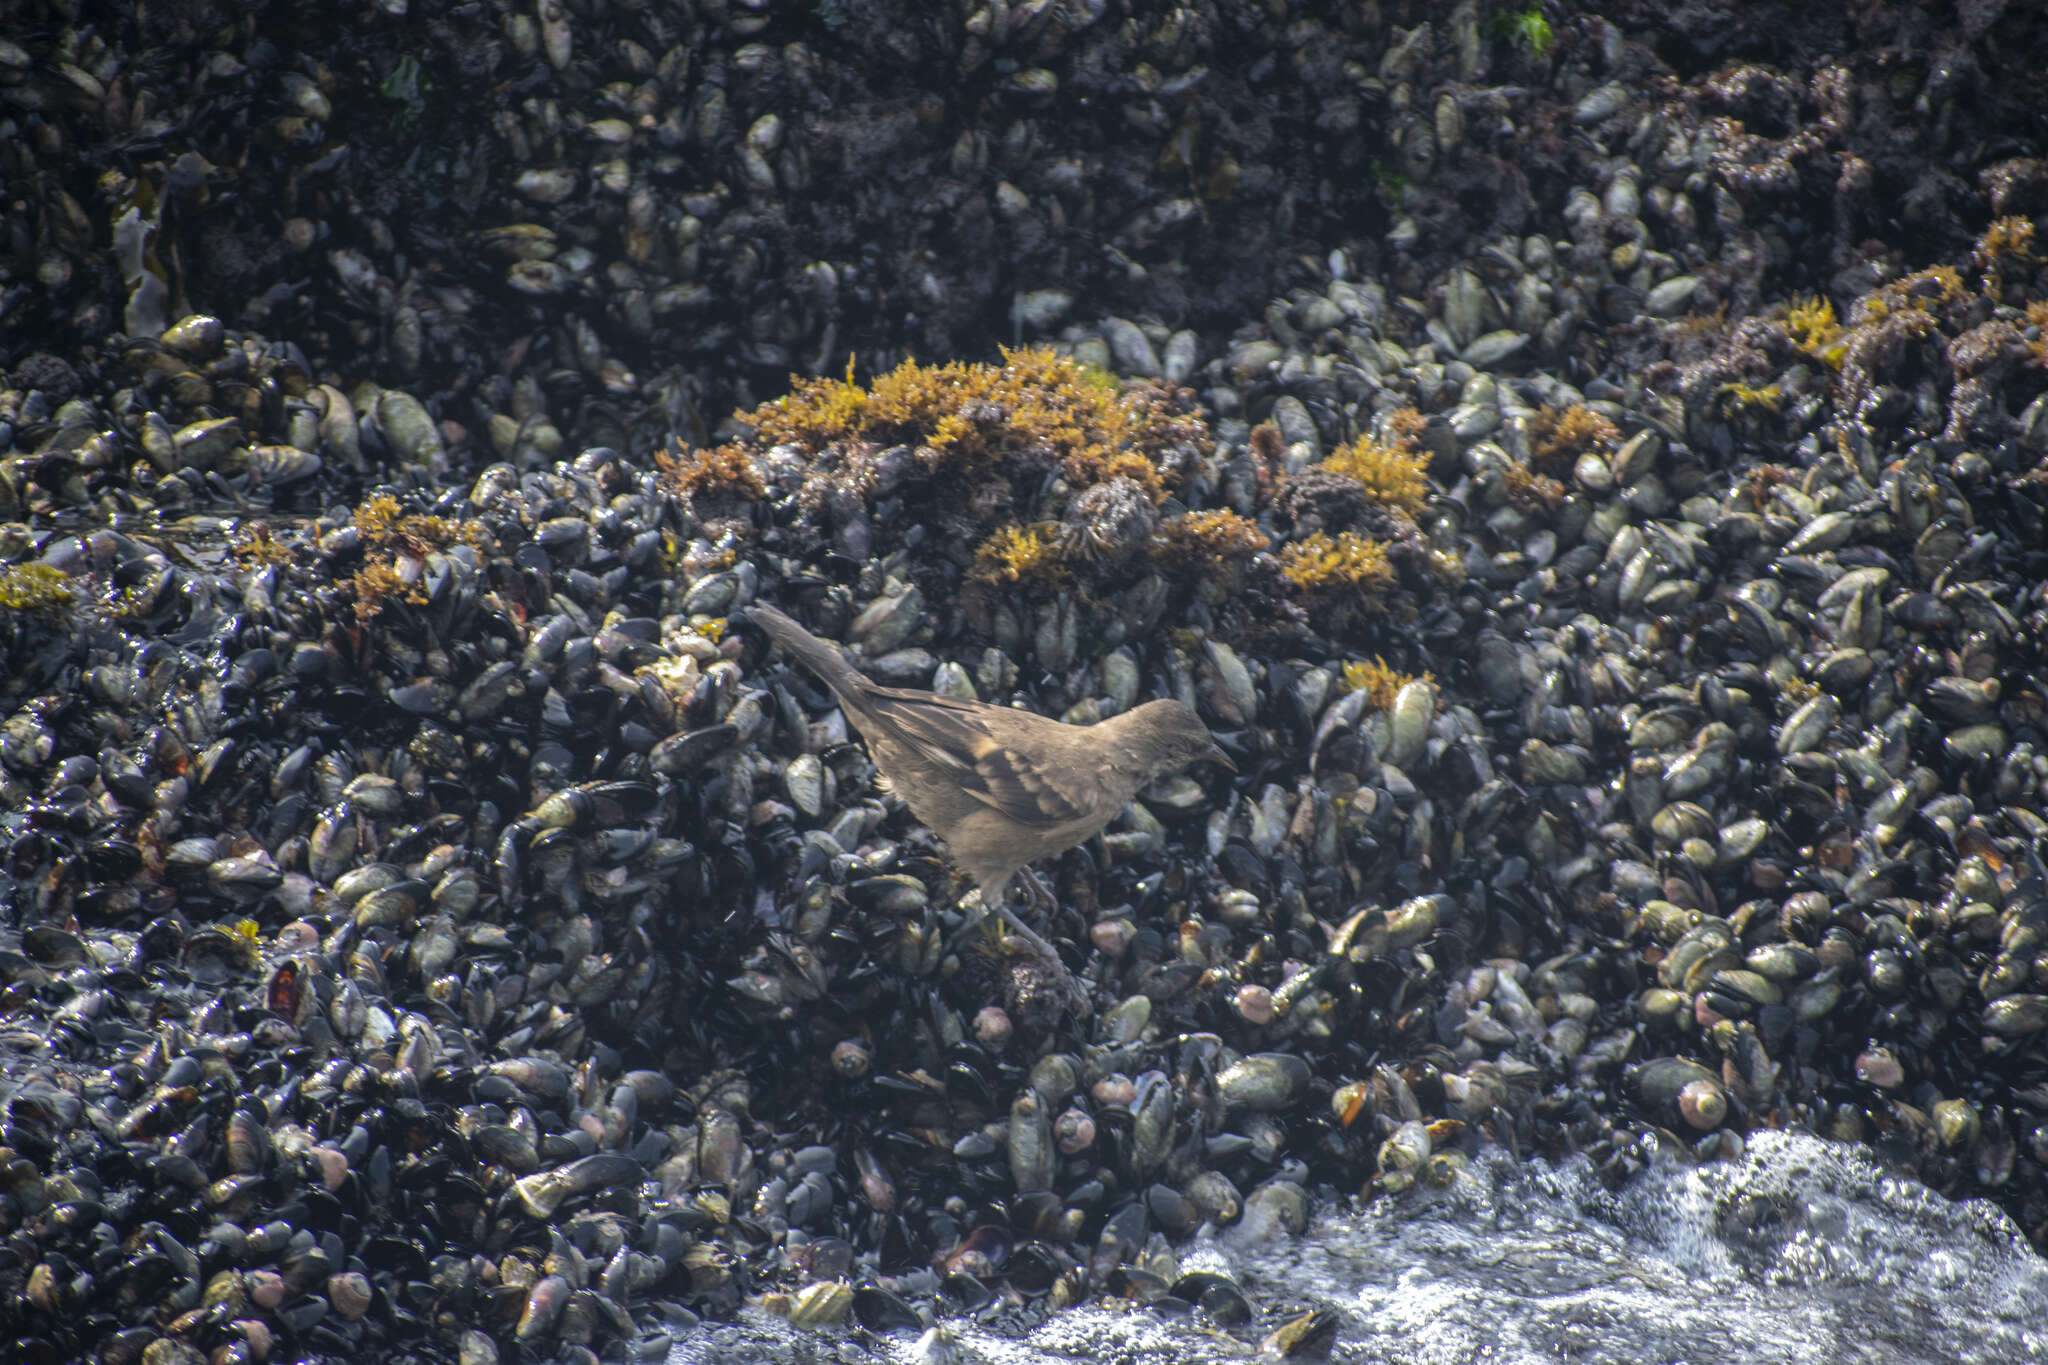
[991,902,1064,965]
[1018,867,1057,915]
[991,920,1092,1026]
[957,892,1088,1019]
[957,890,1061,962]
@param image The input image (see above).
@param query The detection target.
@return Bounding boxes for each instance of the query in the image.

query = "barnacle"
[1527,404,1619,474]
[1279,531,1393,596]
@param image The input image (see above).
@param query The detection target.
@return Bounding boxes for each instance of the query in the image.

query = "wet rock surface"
[5,2,2048,1362]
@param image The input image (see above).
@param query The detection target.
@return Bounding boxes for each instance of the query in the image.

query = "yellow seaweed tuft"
[0,563,76,612]
[1857,264,1967,325]
[1340,656,1435,712]
[349,560,408,623]
[342,492,489,624]
[739,346,1202,502]
[1279,531,1393,596]
[1744,463,1794,510]
[1322,437,1431,519]
[1384,406,1428,449]
[228,522,295,569]
[352,493,403,540]
[656,441,767,502]
[1527,404,1619,475]
[351,493,486,556]
[1715,381,1784,414]
[1783,295,1846,368]
[1425,546,1466,584]
[970,523,1068,587]
[1976,216,2036,265]
[1501,463,1565,512]
[1779,674,1820,704]
[1152,508,1271,565]
[2028,300,2048,365]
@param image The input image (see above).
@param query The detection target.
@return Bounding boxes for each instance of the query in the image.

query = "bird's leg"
[990,891,1063,964]
[994,902,1064,963]
[958,881,1087,1021]
[1002,870,1072,962]
[958,880,1064,965]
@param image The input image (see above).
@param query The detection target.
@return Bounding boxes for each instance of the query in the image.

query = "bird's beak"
[1210,745,1238,774]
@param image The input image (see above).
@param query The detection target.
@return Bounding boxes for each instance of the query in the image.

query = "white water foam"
[671,1131,2048,1365]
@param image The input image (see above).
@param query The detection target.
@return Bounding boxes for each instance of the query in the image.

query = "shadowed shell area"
[6,2,2048,1363]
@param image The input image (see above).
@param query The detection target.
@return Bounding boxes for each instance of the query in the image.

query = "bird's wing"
[862,689,1095,827]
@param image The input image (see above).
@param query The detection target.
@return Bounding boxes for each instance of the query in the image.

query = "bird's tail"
[749,603,867,699]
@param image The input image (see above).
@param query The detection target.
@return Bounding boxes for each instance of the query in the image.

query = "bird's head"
[1123,698,1237,777]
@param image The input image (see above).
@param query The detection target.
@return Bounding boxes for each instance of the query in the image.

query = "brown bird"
[748,602,1235,961]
